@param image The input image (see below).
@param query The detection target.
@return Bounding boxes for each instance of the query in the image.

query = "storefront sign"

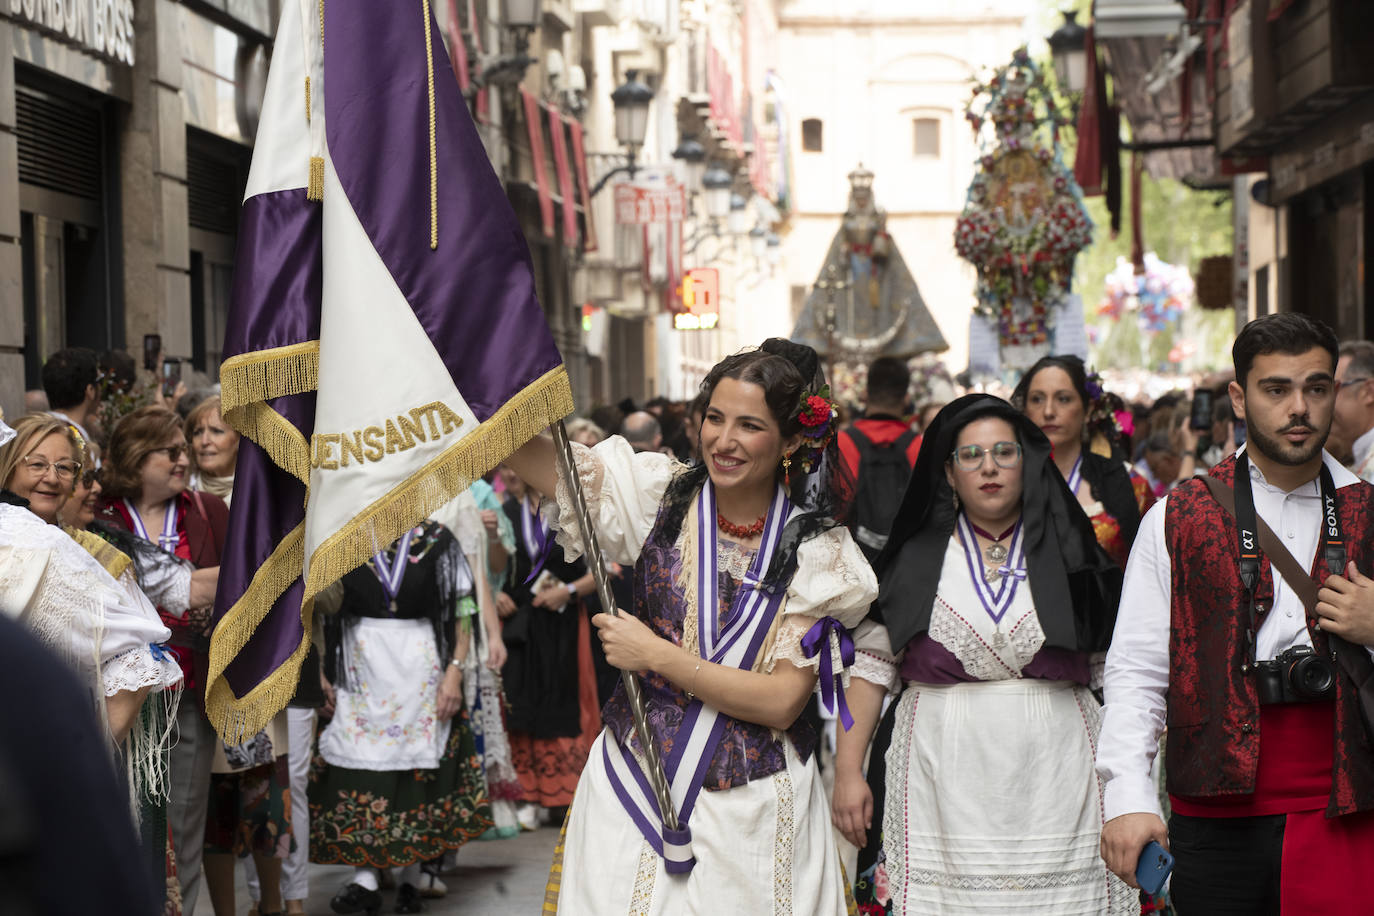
[674,268,719,330]
[7,0,137,66]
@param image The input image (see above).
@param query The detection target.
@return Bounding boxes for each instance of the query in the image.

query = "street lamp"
[482,0,542,84]
[1047,9,1089,98]
[589,71,657,197]
[503,0,541,55]
[671,136,707,194]
[727,193,751,236]
[749,226,768,259]
[701,166,733,222]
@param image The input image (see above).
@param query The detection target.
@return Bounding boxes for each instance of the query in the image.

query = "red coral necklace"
[717,511,766,539]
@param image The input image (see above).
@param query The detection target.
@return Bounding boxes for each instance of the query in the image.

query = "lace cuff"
[848,618,899,693]
[103,645,184,696]
[765,615,853,690]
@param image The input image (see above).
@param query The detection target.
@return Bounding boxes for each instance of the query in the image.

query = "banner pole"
[550,420,681,831]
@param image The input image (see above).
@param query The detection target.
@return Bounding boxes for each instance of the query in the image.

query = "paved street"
[190,827,561,915]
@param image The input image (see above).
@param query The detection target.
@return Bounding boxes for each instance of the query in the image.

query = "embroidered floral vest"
[599,504,814,791]
[1163,456,1374,815]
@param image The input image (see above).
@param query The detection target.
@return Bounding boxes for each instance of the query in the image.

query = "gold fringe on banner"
[303,365,575,601]
[204,523,313,743]
[223,402,312,486]
[307,157,325,202]
[219,341,320,414]
[65,526,132,581]
[304,75,311,124]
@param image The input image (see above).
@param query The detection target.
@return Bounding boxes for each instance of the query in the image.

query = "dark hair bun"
[761,338,820,386]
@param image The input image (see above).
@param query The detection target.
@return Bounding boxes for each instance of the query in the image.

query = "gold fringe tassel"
[203,524,313,743]
[223,401,312,486]
[303,366,575,601]
[65,526,132,581]
[304,75,311,124]
[219,341,320,414]
[422,0,438,250]
[307,156,325,202]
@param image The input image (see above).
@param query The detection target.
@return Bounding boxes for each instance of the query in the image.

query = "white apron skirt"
[317,617,451,772]
[881,679,1134,916]
[554,728,851,915]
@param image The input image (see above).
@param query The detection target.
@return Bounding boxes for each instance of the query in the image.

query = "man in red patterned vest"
[1097,313,1374,914]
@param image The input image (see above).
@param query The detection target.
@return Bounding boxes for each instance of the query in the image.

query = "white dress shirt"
[1096,448,1366,822]
[1352,426,1374,484]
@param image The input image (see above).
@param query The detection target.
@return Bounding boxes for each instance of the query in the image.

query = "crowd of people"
[5,311,1374,915]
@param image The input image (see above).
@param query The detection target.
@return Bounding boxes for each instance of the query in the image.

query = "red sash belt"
[1170,702,1333,818]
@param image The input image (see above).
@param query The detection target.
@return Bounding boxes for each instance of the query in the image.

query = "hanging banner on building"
[522,87,555,238]
[547,102,578,247]
[613,181,686,225]
[675,268,720,330]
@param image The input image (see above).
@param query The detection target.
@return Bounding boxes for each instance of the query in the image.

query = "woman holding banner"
[505,339,874,913]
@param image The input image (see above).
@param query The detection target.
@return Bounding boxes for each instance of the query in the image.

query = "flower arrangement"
[954,47,1091,353]
[793,385,839,474]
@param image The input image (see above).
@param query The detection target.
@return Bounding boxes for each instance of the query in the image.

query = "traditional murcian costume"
[544,431,876,913]
[500,489,599,812]
[310,521,490,878]
[851,395,1132,915]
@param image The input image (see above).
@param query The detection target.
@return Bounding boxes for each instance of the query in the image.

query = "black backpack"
[846,426,918,564]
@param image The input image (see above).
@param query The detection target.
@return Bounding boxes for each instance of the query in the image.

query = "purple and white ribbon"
[371,528,415,611]
[957,512,1024,627]
[125,498,180,553]
[802,616,855,730]
[1065,454,1083,495]
[521,497,554,585]
[603,479,792,875]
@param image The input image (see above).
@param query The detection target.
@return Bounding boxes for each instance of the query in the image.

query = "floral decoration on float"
[954,47,1092,370]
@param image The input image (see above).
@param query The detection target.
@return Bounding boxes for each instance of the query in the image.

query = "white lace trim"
[772,771,795,915]
[881,689,920,899]
[851,649,899,693]
[103,645,183,696]
[928,597,1034,682]
[765,615,851,693]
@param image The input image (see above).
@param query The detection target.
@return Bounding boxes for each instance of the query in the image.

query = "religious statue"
[791,165,947,373]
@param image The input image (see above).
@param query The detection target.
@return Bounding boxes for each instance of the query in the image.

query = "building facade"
[774,0,1034,374]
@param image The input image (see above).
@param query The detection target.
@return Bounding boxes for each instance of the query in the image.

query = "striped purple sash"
[602,480,792,874]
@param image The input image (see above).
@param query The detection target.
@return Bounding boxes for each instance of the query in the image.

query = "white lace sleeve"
[850,619,901,694]
[0,505,177,694]
[138,561,193,616]
[764,526,878,684]
[102,644,183,695]
[542,435,677,566]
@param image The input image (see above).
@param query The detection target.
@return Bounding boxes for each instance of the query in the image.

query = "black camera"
[1253,646,1337,704]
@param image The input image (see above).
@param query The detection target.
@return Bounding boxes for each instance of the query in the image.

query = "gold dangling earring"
[782,454,792,488]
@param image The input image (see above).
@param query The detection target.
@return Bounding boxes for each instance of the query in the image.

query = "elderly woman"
[96,405,235,915]
[833,395,1130,914]
[187,395,239,506]
[0,413,182,741]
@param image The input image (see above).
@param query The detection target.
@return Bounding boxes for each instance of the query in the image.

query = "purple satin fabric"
[802,616,856,730]
[323,0,564,421]
[214,187,321,694]
[222,190,322,358]
[218,391,315,696]
[898,633,1092,686]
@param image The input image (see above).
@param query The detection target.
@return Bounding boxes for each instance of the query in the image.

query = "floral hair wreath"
[791,384,839,474]
[1083,369,1130,447]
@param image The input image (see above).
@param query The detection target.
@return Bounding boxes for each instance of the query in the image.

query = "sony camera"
[1253,646,1337,705]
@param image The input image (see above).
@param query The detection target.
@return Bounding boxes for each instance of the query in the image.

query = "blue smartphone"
[1135,840,1174,897]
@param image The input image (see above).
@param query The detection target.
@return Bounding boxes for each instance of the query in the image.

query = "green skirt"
[308,708,491,867]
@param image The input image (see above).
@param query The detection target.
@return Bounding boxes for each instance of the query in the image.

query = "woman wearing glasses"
[0,412,182,741]
[832,395,1131,914]
[96,404,237,915]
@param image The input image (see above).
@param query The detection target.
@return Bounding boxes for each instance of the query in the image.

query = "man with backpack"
[838,356,922,564]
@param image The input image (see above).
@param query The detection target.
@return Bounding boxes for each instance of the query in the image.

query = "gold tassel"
[305,75,311,124]
[304,366,575,601]
[307,156,325,201]
[219,341,320,413]
[223,401,312,485]
[422,0,438,250]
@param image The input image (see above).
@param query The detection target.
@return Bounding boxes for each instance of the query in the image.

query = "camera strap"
[1205,459,1374,736]
[1215,455,1347,664]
